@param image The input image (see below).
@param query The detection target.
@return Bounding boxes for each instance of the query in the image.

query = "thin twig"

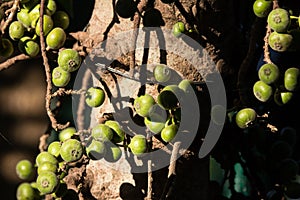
[0,0,19,34]
[51,88,86,97]
[146,130,153,200]
[168,141,181,177]
[76,69,91,131]
[39,134,49,151]
[0,54,31,71]
[39,0,69,130]
[263,25,272,64]
[0,1,14,8]
[129,0,148,76]
[160,142,181,200]
[273,0,279,9]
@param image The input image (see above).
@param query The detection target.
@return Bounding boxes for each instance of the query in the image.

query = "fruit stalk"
[0,0,19,34]
[272,0,279,9]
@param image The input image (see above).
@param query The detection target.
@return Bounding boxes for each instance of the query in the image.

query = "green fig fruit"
[268,31,293,52]
[253,80,273,102]
[267,8,290,33]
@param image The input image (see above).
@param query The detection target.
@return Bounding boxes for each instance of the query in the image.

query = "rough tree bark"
[53,0,251,199]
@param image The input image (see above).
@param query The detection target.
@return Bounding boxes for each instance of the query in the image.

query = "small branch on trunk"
[76,69,91,131]
[146,130,153,200]
[160,141,181,200]
[1,0,19,34]
[129,0,148,76]
[51,88,86,97]
[0,54,31,71]
[263,25,272,64]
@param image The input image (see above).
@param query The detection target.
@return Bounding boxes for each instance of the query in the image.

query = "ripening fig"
[104,143,122,162]
[178,79,193,94]
[46,27,66,50]
[153,64,172,83]
[17,9,31,28]
[37,161,57,174]
[253,80,273,102]
[267,8,290,33]
[91,124,114,142]
[253,0,272,18]
[47,141,61,157]
[284,67,299,91]
[235,108,257,129]
[16,182,36,200]
[59,127,76,141]
[144,104,168,134]
[128,135,147,156]
[60,139,83,163]
[104,120,125,143]
[35,151,58,167]
[9,21,25,41]
[258,63,280,84]
[144,114,166,134]
[86,139,106,160]
[172,21,185,37]
[52,11,70,30]
[85,87,105,108]
[18,36,40,57]
[36,171,58,194]
[268,32,293,52]
[57,49,82,72]
[134,94,156,117]
[0,38,14,58]
[161,124,178,143]
[274,87,293,106]
[52,67,71,87]
[46,0,57,15]
[16,159,34,180]
[35,15,53,36]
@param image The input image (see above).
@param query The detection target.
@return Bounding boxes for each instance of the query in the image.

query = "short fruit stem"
[290,16,299,19]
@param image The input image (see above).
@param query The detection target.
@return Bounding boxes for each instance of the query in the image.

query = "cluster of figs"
[0,0,70,58]
[253,1,300,52]
[253,63,299,105]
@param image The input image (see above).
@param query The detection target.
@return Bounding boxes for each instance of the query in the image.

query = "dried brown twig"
[39,0,69,130]
[51,88,86,97]
[263,25,272,64]
[0,0,19,34]
[0,54,31,71]
[128,0,148,76]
